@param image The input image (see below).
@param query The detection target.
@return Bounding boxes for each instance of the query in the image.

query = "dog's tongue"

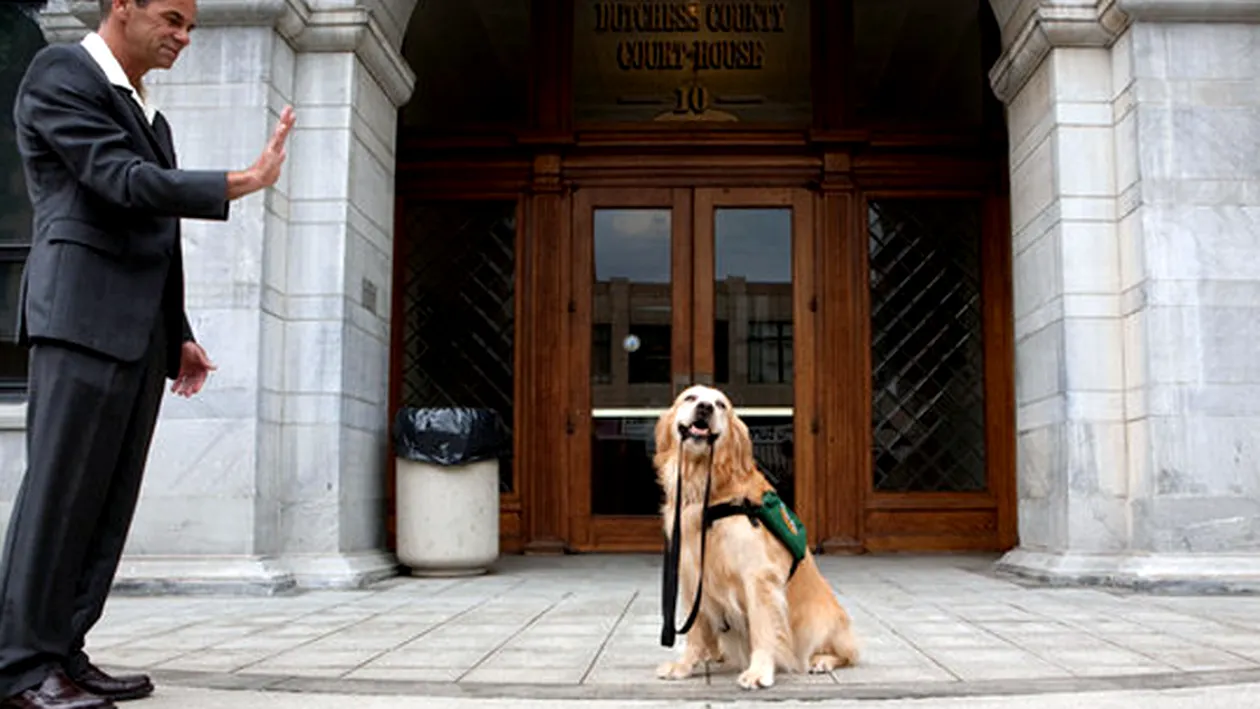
[688,425,708,437]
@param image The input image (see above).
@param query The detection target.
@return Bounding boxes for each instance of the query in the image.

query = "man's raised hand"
[227,105,296,200]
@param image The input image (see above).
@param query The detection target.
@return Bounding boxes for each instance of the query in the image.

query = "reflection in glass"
[868,199,986,493]
[713,208,794,504]
[0,3,44,393]
[591,209,672,516]
[714,208,792,402]
[592,209,672,408]
[742,415,795,510]
[0,262,19,342]
[591,415,661,516]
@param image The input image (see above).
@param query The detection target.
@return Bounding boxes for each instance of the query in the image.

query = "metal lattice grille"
[868,199,986,493]
[400,202,516,493]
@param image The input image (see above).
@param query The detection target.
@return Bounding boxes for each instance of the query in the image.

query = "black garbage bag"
[393,407,508,466]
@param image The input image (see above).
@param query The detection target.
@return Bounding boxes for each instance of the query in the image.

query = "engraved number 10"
[672,83,711,115]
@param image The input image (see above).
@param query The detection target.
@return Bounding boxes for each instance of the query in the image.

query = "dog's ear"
[653,399,679,469]
[714,410,755,477]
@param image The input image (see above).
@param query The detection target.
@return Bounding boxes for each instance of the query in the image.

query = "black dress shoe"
[66,664,151,703]
[0,667,114,708]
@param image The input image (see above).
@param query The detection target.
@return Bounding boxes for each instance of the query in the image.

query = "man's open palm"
[254,105,295,188]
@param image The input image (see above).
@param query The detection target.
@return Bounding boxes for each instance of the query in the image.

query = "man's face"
[113,0,197,71]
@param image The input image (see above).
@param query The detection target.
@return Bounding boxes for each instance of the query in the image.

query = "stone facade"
[0,0,415,592]
[990,0,1260,590]
[0,0,1256,592]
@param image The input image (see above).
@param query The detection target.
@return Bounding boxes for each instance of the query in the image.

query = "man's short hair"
[98,0,150,17]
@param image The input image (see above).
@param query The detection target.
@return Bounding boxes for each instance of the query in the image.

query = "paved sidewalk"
[85,555,1260,701]
[133,683,1260,709]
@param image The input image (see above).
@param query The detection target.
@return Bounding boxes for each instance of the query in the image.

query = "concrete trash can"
[393,407,507,577]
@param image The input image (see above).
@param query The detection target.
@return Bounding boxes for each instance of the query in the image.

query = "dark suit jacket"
[11,42,231,379]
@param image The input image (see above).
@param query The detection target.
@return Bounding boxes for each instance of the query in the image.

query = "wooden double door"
[551,182,1017,554]
[566,186,817,551]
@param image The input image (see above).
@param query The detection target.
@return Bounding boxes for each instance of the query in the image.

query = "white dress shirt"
[80,31,157,125]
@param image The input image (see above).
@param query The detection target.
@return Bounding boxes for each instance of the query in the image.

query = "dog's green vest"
[703,491,808,576]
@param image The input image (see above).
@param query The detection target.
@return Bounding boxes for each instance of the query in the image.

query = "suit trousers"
[0,314,168,698]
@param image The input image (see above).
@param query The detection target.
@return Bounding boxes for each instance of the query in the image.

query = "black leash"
[660,436,716,648]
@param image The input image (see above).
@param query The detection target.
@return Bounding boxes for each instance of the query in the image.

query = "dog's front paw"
[656,661,694,680]
[737,665,775,690]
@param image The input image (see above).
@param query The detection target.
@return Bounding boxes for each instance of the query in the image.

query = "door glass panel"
[713,208,795,507]
[591,208,672,516]
[868,199,986,492]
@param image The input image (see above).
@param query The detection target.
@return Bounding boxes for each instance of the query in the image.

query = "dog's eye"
[716,401,728,410]
[684,395,697,402]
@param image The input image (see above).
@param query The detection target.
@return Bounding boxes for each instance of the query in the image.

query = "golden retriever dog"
[654,385,858,690]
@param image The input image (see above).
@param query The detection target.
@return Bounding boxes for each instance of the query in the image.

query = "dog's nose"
[695,401,714,416]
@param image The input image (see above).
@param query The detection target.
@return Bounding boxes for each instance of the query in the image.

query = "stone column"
[990,0,1260,590]
[1112,0,1260,584]
[28,0,414,591]
[280,4,414,586]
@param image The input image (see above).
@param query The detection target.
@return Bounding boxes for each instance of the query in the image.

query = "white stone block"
[1065,494,1126,552]
[1016,321,1063,405]
[288,294,345,322]
[283,393,342,426]
[295,105,354,131]
[0,426,26,500]
[289,128,352,201]
[1054,101,1113,127]
[291,198,350,226]
[153,27,278,85]
[1062,317,1125,392]
[1060,221,1119,295]
[1058,196,1114,223]
[1051,47,1113,103]
[1122,309,1148,393]
[259,311,287,395]
[348,137,394,236]
[344,395,386,434]
[1006,54,1053,155]
[1110,28,1135,101]
[1055,125,1116,197]
[1065,391,1125,423]
[283,320,345,394]
[1113,110,1140,196]
[295,53,355,105]
[349,202,391,258]
[122,494,258,556]
[1010,137,1056,235]
[1014,225,1061,319]
[1161,23,1257,81]
[353,64,399,153]
[287,221,349,296]
[1019,392,1064,433]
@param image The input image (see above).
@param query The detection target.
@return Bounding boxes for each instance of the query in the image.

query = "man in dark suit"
[1,0,296,706]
